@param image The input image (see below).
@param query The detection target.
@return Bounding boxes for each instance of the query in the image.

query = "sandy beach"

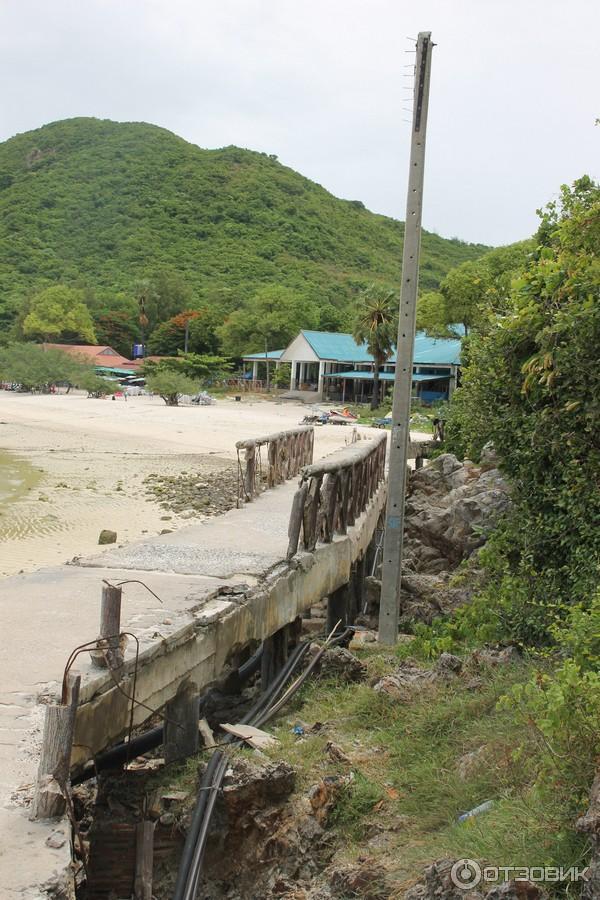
[0,391,375,577]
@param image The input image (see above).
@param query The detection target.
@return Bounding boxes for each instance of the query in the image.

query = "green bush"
[444,177,600,647]
[145,369,199,406]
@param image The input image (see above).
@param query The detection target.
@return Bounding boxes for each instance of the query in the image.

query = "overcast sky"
[1,0,598,246]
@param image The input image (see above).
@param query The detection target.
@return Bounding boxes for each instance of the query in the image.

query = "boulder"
[98,529,117,544]
[314,646,367,683]
[373,661,438,700]
[404,454,510,574]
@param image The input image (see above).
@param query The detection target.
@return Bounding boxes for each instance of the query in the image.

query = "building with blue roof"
[242,329,462,403]
[281,330,461,402]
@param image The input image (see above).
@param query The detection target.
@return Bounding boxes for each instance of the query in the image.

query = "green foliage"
[352,284,397,409]
[416,241,532,338]
[21,284,96,342]
[143,352,231,383]
[144,368,199,406]
[444,177,600,646]
[273,362,291,388]
[0,118,489,341]
[92,309,138,357]
[147,309,221,356]
[0,342,91,389]
[76,371,117,396]
[218,284,319,357]
[500,660,600,819]
[329,772,383,841]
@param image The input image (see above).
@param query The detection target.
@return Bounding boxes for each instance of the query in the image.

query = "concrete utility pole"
[378,31,434,644]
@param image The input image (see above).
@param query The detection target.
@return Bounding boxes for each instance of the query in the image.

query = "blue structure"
[241,329,464,402]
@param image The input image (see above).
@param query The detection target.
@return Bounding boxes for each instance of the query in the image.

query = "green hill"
[0,117,489,349]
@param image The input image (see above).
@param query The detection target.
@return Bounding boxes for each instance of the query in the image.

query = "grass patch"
[265,652,590,895]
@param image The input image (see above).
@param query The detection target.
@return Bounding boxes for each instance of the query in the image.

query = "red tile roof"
[42,344,132,367]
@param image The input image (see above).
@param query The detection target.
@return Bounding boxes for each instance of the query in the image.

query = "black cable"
[174,630,352,900]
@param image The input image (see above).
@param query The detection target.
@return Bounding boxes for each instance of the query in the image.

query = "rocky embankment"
[363,449,510,628]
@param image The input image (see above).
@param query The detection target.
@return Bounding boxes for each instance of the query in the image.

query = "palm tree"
[352,285,398,410]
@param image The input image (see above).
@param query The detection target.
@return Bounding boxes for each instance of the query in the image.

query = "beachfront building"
[241,349,284,384]
[243,330,462,404]
[42,343,136,377]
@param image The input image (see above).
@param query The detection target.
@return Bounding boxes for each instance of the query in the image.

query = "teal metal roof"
[242,349,284,361]
[323,370,449,382]
[96,365,136,375]
[301,331,373,364]
[410,333,462,366]
[301,330,461,366]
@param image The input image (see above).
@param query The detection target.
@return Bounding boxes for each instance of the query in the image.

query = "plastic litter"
[458,799,494,822]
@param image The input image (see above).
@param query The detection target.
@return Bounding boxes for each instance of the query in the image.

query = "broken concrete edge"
[68,481,386,769]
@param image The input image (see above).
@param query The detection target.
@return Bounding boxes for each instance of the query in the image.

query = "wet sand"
[0,392,368,576]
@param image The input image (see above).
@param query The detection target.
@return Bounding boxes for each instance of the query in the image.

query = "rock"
[403,858,485,899]
[329,859,390,898]
[307,774,351,825]
[456,745,488,781]
[470,646,521,667]
[315,646,367,683]
[159,812,176,826]
[576,771,600,899]
[484,883,548,899]
[404,454,510,575]
[435,652,463,675]
[325,741,350,764]
[480,442,499,470]
[200,757,336,898]
[98,529,117,545]
[349,629,377,651]
[364,576,382,614]
[373,661,438,700]
[45,829,67,849]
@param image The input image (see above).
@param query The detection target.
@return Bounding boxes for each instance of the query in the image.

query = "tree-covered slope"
[0,117,488,336]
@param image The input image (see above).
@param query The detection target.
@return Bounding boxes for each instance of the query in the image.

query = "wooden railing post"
[289,432,387,554]
[31,673,80,820]
[91,583,123,669]
[287,482,308,558]
[244,443,256,498]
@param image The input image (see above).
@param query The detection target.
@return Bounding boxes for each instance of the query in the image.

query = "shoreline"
[0,392,376,577]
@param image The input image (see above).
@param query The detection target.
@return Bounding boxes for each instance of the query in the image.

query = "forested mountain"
[0,118,488,353]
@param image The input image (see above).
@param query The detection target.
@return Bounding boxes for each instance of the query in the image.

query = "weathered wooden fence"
[236,425,314,504]
[287,431,387,558]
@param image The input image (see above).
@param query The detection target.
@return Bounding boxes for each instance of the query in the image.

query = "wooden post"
[92,583,123,669]
[244,443,256,499]
[354,555,367,617]
[164,680,199,764]
[302,475,322,551]
[134,820,155,900]
[287,482,308,558]
[327,585,349,635]
[261,626,289,690]
[31,674,80,820]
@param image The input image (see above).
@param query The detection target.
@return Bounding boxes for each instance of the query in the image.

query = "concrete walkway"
[0,480,302,898]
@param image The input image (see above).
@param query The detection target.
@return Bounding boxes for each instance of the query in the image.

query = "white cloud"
[0,0,598,244]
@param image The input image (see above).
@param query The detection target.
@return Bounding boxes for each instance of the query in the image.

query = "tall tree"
[217,285,319,357]
[352,284,397,410]
[22,285,96,343]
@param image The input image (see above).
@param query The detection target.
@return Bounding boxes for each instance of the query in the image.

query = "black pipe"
[173,639,313,900]
[72,643,266,786]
